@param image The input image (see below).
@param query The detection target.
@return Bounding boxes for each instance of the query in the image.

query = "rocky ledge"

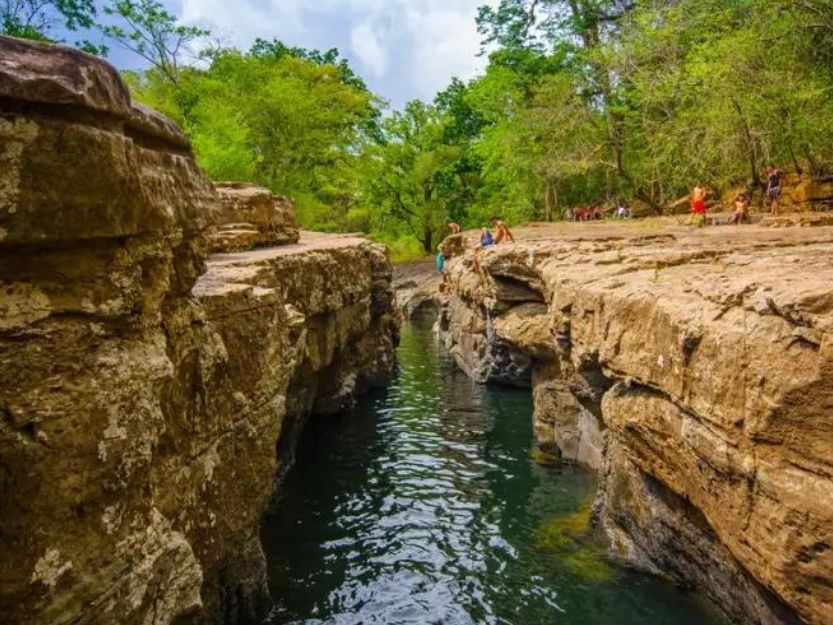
[209,182,300,253]
[434,221,833,625]
[0,37,397,625]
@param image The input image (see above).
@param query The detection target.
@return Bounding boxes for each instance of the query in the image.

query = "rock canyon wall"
[436,224,833,625]
[0,37,397,625]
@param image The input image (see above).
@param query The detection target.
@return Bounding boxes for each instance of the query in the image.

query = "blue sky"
[101,0,498,108]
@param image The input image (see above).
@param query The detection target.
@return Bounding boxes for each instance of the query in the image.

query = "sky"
[104,0,499,109]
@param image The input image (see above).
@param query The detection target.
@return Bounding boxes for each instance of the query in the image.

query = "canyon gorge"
[1,35,832,625]
[0,37,397,625]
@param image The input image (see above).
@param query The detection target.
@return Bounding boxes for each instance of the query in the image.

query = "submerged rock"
[433,221,833,625]
[0,36,397,625]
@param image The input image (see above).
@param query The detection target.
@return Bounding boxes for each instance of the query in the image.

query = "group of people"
[438,165,786,273]
[445,217,515,248]
[562,200,631,221]
[437,217,515,272]
[567,205,605,221]
[691,165,783,226]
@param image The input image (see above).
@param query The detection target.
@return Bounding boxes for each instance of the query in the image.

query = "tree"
[127,45,379,230]
[362,102,471,253]
[101,0,209,84]
[1,0,101,52]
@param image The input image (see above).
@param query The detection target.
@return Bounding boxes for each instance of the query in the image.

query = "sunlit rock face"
[434,223,833,625]
[210,182,300,252]
[0,36,397,625]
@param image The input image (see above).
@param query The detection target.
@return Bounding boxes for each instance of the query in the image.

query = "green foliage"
[42,0,833,246]
[128,45,380,232]
[1,0,103,52]
[102,0,210,83]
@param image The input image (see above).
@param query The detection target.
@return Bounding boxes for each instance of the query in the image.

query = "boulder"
[210,182,300,252]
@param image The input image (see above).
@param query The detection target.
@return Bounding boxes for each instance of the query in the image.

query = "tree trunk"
[543,181,554,221]
[731,99,762,189]
[421,227,433,254]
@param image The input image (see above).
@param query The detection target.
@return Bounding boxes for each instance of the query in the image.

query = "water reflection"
[261,312,725,625]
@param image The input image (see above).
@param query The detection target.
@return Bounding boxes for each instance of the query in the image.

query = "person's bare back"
[491,217,515,244]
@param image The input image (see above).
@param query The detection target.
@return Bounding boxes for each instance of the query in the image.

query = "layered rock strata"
[392,260,444,316]
[436,222,833,625]
[0,37,397,625]
[210,183,299,253]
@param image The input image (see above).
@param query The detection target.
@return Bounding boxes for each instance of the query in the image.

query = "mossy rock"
[534,498,616,583]
[530,446,561,466]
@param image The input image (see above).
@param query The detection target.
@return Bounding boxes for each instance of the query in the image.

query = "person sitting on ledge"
[491,217,515,244]
[479,228,495,247]
[729,193,750,225]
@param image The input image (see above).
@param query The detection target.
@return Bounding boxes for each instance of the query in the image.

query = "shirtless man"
[728,193,750,225]
[491,217,515,244]
[447,220,462,235]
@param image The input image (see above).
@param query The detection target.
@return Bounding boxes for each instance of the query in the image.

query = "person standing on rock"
[491,217,516,244]
[691,185,708,227]
[766,165,783,215]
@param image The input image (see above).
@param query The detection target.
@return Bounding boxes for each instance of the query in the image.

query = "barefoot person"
[729,193,750,225]
[491,217,515,244]
[691,185,707,227]
[766,166,782,215]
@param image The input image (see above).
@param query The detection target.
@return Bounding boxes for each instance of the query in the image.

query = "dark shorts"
[769,187,781,200]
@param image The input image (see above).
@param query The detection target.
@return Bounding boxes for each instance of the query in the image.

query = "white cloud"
[350,20,389,78]
[170,0,501,106]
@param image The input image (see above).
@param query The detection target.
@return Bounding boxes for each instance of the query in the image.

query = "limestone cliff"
[435,223,833,625]
[0,36,397,625]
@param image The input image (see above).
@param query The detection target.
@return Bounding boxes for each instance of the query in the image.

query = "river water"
[261,313,725,625]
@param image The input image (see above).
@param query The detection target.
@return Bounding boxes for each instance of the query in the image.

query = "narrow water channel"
[261,313,725,625]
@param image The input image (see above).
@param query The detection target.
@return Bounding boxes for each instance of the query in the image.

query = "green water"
[261,314,726,625]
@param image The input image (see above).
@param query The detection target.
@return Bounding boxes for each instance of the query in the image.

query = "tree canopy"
[6,0,833,258]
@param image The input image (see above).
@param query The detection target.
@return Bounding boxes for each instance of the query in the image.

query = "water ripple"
[262,314,726,625]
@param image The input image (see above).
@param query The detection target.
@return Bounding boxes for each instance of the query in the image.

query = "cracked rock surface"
[0,37,398,625]
[436,220,833,625]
